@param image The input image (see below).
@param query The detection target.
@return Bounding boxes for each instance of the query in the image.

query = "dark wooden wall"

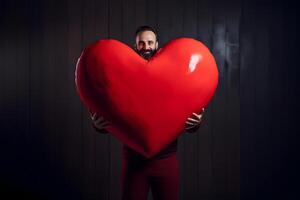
[0,0,298,199]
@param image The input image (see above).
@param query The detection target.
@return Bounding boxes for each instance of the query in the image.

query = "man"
[90,25,205,200]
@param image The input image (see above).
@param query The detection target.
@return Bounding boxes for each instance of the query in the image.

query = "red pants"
[121,153,179,200]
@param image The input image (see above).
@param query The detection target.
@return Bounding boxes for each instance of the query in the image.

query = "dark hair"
[135,25,158,41]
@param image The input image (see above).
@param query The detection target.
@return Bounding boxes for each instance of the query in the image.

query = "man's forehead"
[136,31,157,42]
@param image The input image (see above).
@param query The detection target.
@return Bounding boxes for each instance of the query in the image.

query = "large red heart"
[75,38,218,158]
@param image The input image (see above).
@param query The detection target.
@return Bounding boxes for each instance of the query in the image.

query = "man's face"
[135,30,158,60]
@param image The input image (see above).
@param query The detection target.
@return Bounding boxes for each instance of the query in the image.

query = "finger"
[93,113,101,121]
[192,112,203,119]
[96,118,109,125]
[99,121,110,127]
[185,125,196,130]
[192,112,201,118]
[94,122,110,130]
[198,108,205,115]
[91,113,96,120]
[94,116,104,124]
[187,117,200,123]
[193,113,203,118]
[185,121,195,125]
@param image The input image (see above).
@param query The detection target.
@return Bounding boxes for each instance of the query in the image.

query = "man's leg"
[148,154,180,200]
[121,157,150,200]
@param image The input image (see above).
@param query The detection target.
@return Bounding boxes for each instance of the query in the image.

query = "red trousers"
[121,153,179,200]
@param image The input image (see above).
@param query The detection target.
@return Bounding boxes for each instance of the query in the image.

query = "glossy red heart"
[75,38,218,158]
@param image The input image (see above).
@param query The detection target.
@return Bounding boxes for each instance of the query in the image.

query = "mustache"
[140,49,153,53]
[135,48,158,60]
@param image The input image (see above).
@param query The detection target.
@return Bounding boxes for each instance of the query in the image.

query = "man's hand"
[185,108,205,133]
[90,112,110,134]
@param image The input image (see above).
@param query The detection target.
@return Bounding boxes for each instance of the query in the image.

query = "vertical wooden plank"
[16,0,41,198]
[196,1,214,199]
[280,1,299,198]
[240,0,257,199]
[0,0,17,176]
[285,1,299,197]
[67,0,85,199]
[210,0,229,199]
[267,1,286,198]
[40,0,62,198]
[58,0,80,198]
[253,5,271,199]
[156,0,172,46]
[145,0,158,30]
[169,0,183,40]
[123,0,136,46]
[135,0,147,28]
[224,0,241,199]
[28,0,52,198]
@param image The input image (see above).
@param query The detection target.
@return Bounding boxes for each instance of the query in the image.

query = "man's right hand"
[90,112,110,134]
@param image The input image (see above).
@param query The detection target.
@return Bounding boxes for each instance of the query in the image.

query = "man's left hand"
[185,108,205,132]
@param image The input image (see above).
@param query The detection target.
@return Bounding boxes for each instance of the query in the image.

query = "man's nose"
[143,44,150,50]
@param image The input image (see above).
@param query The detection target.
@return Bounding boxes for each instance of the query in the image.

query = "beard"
[137,48,157,60]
